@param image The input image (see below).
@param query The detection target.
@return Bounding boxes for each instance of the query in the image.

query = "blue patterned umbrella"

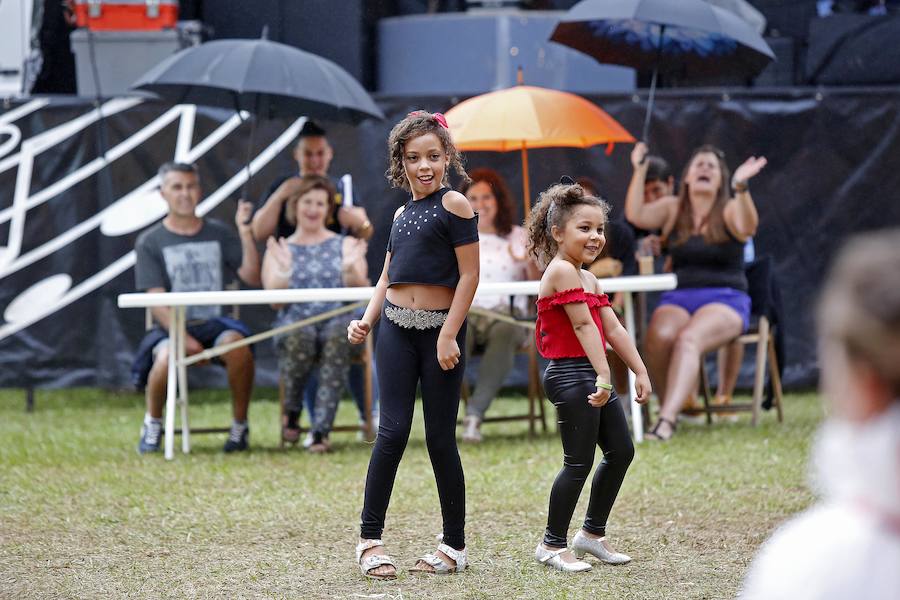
[550,0,775,141]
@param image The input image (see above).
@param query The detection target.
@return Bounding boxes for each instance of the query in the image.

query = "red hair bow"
[432,112,449,129]
[407,110,449,130]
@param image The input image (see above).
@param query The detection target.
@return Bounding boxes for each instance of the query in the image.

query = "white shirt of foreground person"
[740,403,900,600]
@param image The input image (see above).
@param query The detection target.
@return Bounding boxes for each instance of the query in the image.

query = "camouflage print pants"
[277,318,350,436]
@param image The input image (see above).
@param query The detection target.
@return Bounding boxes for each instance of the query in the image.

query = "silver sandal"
[409,542,468,574]
[355,539,397,580]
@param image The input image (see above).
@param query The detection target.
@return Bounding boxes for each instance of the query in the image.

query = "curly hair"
[385,111,469,191]
[459,168,516,237]
[526,182,610,267]
[284,175,337,228]
[669,144,732,247]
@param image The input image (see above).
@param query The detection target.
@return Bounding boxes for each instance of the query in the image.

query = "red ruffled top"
[535,288,611,359]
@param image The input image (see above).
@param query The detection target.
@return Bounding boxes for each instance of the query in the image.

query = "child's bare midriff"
[386,283,454,310]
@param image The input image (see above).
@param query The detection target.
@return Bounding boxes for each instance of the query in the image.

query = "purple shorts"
[658,287,751,332]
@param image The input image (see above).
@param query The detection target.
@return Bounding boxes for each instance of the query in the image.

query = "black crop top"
[387,187,479,288]
[669,232,748,292]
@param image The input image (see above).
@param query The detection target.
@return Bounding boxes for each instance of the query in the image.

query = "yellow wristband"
[596,381,613,391]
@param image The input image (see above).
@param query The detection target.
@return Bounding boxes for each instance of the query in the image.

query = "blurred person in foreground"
[740,229,900,599]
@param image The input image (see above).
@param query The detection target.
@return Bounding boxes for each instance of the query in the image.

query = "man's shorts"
[130,316,252,390]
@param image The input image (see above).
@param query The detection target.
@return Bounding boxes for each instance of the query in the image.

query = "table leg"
[623,292,644,443]
[176,306,190,454]
[164,305,179,460]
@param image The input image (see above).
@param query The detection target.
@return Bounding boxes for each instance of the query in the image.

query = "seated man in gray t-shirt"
[133,162,261,454]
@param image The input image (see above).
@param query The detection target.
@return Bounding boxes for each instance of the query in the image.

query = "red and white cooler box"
[74,0,179,31]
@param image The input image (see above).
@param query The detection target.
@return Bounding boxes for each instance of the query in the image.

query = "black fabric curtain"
[1,89,899,390]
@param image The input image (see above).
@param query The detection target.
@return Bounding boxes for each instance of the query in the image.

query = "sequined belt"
[384,304,448,330]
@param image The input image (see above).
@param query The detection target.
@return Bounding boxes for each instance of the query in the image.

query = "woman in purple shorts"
[624,142,767,440]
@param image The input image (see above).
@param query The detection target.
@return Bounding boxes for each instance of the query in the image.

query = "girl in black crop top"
[347,111,478,579]
[624,142,768,441]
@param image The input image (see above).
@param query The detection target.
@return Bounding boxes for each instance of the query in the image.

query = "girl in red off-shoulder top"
[526,178,652,573]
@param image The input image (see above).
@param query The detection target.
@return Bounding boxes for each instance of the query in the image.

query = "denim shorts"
[130,316,252,389]
[658,287,751,332]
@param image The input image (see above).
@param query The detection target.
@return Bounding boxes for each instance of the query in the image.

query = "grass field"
[0,388,822,599]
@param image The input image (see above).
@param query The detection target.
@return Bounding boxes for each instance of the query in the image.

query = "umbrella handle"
[641,24,666,145]
[235,94,257,223]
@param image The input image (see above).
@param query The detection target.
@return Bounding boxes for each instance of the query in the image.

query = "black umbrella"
[550,0,775,142]
[132,37,383,196]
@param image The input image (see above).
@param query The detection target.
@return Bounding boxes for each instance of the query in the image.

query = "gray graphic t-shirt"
[135,219,242,321]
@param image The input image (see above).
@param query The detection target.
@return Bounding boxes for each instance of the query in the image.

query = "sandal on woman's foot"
[645,417,676,441]
[355,539,397,580]
[307,432,331,454]
[282,411,301,445]
[409,543,467,575]
[281,425,301,445]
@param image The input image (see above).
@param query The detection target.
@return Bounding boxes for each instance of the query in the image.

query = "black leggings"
[542,357,635,548]
[359,300,467,550]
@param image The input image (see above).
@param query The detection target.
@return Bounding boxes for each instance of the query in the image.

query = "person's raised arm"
[338,206,375,241]
[250,177,302,242]
[261,237,291,289]
[625,142,675,232]
[261,237,292,310]
[235,200,261,287]
[724,156,767,241]
[341,236,370,287]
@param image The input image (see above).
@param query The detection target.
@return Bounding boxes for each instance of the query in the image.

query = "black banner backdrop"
[1,89,899,391]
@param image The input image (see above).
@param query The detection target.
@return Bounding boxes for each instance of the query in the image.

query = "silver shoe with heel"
[535,543,592,572]
[572,530,632,564]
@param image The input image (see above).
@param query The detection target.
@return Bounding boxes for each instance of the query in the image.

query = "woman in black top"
[348,111,478,579]
[625,142,767,441]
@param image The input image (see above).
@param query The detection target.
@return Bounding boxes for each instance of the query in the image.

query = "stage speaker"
[806,14,900,84]
[202,0,372,88]
[754,36,796,87]
[377,11,634,95]
[752,0,818,40]
[0,0,32,96]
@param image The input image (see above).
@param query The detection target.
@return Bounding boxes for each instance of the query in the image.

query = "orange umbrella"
[445,83,634,221]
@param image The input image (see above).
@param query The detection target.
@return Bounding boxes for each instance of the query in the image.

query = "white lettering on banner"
[0,124,21,159]
[0,101,307,341]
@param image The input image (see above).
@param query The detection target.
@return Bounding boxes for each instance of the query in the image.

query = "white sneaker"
[302,431,314,449]
[535,543,591,572]
[462,416,482,443]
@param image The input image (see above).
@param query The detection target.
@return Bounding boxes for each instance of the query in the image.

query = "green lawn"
[0,388,822,599]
